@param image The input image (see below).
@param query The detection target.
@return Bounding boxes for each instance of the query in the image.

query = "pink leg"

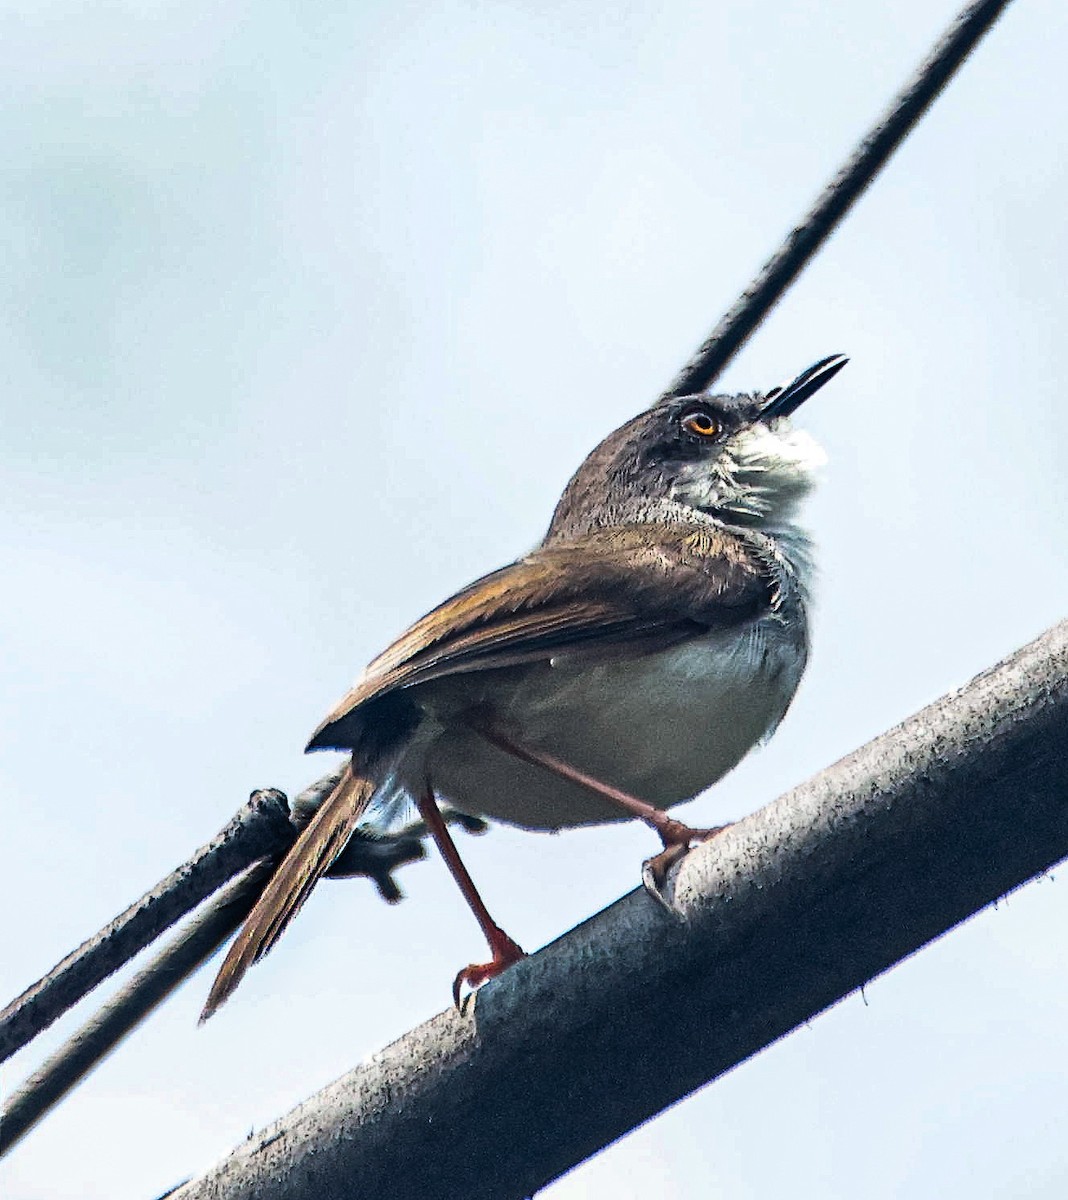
[475,722,731,895]
[415,787,526,1005]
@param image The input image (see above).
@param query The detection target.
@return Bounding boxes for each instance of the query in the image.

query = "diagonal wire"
[0,862,275,1156]
[662,0,1012,399]
[0,800,484,1159]
[0,788,296,1065]
[0,765,479,1068]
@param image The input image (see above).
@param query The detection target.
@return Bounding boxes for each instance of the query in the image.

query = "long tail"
[200,759,376,1022]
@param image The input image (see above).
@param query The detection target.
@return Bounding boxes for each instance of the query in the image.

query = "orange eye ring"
[680,410,719,439]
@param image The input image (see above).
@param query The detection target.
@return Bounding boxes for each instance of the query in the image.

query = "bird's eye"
[680,410,720,439]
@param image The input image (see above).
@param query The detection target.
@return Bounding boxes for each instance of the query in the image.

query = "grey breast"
[413,608,807,831]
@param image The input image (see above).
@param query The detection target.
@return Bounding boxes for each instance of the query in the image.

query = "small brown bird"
[202,355,846,1019]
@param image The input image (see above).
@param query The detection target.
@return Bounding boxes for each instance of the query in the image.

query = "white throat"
[670,423,823,524]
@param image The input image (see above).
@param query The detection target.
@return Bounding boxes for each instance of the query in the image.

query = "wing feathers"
[308,523,769,752]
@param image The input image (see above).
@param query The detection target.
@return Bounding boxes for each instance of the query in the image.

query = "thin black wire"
[0,805,483,1160]
[0,862,274,1156]
[662,0,1012,399]
[0,765,457,1066]
[0,787,296,1065]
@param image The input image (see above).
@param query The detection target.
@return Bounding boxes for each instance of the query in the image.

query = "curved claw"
[642,844,689,913]
[452,933,527,1009]
[641,823,733,911]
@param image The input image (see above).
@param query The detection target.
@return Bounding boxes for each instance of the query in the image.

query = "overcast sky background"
[2,1,1067,1196]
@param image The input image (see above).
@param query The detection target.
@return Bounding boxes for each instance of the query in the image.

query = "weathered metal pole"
[171,621,1068,1200]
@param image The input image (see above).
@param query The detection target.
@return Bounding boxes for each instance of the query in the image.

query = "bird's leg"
[415,786,526,1006]
[474,722,731,901]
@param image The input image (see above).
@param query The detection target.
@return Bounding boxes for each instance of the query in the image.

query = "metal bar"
[168,620,1068,1200]
[661,0,1013,399]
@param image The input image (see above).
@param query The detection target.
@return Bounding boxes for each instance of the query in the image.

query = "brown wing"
[307,523,769,752]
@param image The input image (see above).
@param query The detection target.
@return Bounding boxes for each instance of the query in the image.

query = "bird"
[201,353,847,1019]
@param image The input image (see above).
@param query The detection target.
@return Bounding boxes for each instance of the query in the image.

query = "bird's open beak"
[760,353,849,420]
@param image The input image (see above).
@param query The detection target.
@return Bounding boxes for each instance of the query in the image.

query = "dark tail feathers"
[200,760,376,1022]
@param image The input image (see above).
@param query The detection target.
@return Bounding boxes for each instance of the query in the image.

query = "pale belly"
[406,618,807,831]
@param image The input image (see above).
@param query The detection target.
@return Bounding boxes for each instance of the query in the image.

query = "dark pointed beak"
[760,353,849,420]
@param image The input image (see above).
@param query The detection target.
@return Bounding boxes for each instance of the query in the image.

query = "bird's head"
[548,354,847,538]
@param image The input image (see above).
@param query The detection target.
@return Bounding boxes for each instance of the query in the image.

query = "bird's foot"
[642,820,733,910]
[452,927,527,1009]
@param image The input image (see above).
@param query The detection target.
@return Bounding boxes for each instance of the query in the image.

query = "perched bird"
[202,354,847,1019]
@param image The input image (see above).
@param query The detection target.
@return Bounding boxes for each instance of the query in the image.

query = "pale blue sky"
[2,1,1067,1196]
